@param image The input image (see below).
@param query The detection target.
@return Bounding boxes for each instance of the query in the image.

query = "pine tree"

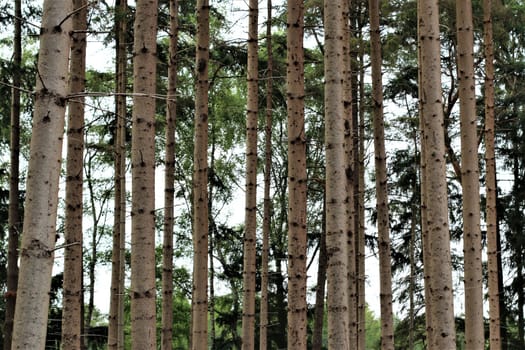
[324,0,350,347]
[456,0,484,348]
[130,0,158,348]
[368,0,395,347]
[61,0,87,348]
[192,0,210,348]
[11,1,72,348]
[241,0,258,347]
[418,0,456,347]
[286,0,308,348]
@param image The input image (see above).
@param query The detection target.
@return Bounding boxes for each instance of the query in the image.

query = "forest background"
[0,0,524,349]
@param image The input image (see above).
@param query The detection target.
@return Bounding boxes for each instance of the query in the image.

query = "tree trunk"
[11,1,72,348]
[192,1,210,348]
[324,0,350,347]
[259,1,273,348]
[344,0,357,345]
[483,0,501,347]
[286,0,307,348]
[4,0,22,348]
[312,198,327,350]
[418,0,456,348]
[61,1,87,348]
[357,23,366,349]
[241,0,259,348]
[456,1,484,348]
[161,1,178,349]
[130,0,158,348]
[109,0,128,349]
[368,0,395,348]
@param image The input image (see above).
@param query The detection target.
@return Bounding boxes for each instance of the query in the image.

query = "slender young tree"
[312,201,327,350]
[286,0,307,348]
[241,0,258,348]
[162,1,178,349]
[484,0,501,347]
[456,0,484,348]
[418,0,456,348]
[4,0,22,348]
[192,0,210,348]
[368,0,395,348]
[130,0,158,349]
[11,1,72,348]
[259,1,273,348]
[324,0,350,347]
[108,0,127,349]
[61,0,87,348]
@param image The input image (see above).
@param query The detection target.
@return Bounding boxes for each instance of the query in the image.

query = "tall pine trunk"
[192,1,210,348]
[324,0,350,347]
[61,0,87,348]
[109,0,128,348]
[418,0,456,348]
[368,0,395,348]
[4,0,22,348]
[286,0,307,348]
[483,0,501,347]
[161,1,179,349]
[11,1,72,348]
[456,1,484,348]
[259,1,273,348]
[130,1,158,349]
[241,0,259,347]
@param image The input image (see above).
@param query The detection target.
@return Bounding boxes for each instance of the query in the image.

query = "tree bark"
[286,0,308,348]
[456,1,484,348]
[324,0,350,347]
[11,1,72,348]
[312,199,327,350]
[483,0,501,347]
[108,0,127,349]
[192,1,210,348]
[4,0,22,348]
[61,1,87,348]
[259,1,273,348]
[161,1,178,349]
[418,0,456,348]
[241,0,258,347]
[368,0,395,348]
[130,1,158,349]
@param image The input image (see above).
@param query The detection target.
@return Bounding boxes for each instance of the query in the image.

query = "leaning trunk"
[11,1,72,348]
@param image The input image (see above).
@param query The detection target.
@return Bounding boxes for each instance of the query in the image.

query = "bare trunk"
[456,1,484,348]
[418,0,456,347]
[4,0,22,348]
[130,1,158,349]
[483,0,501,347]
[61,1,87,348]
[312,198,327,350]
[324,0,350,347]
[241,0,259,347]
[259,1,273,348]
[161,2,178,349]
[109,0,128,349]
[368,0,395,348]
[11,2,72,348]
[192,1,210,348]
[286,0,308,348]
